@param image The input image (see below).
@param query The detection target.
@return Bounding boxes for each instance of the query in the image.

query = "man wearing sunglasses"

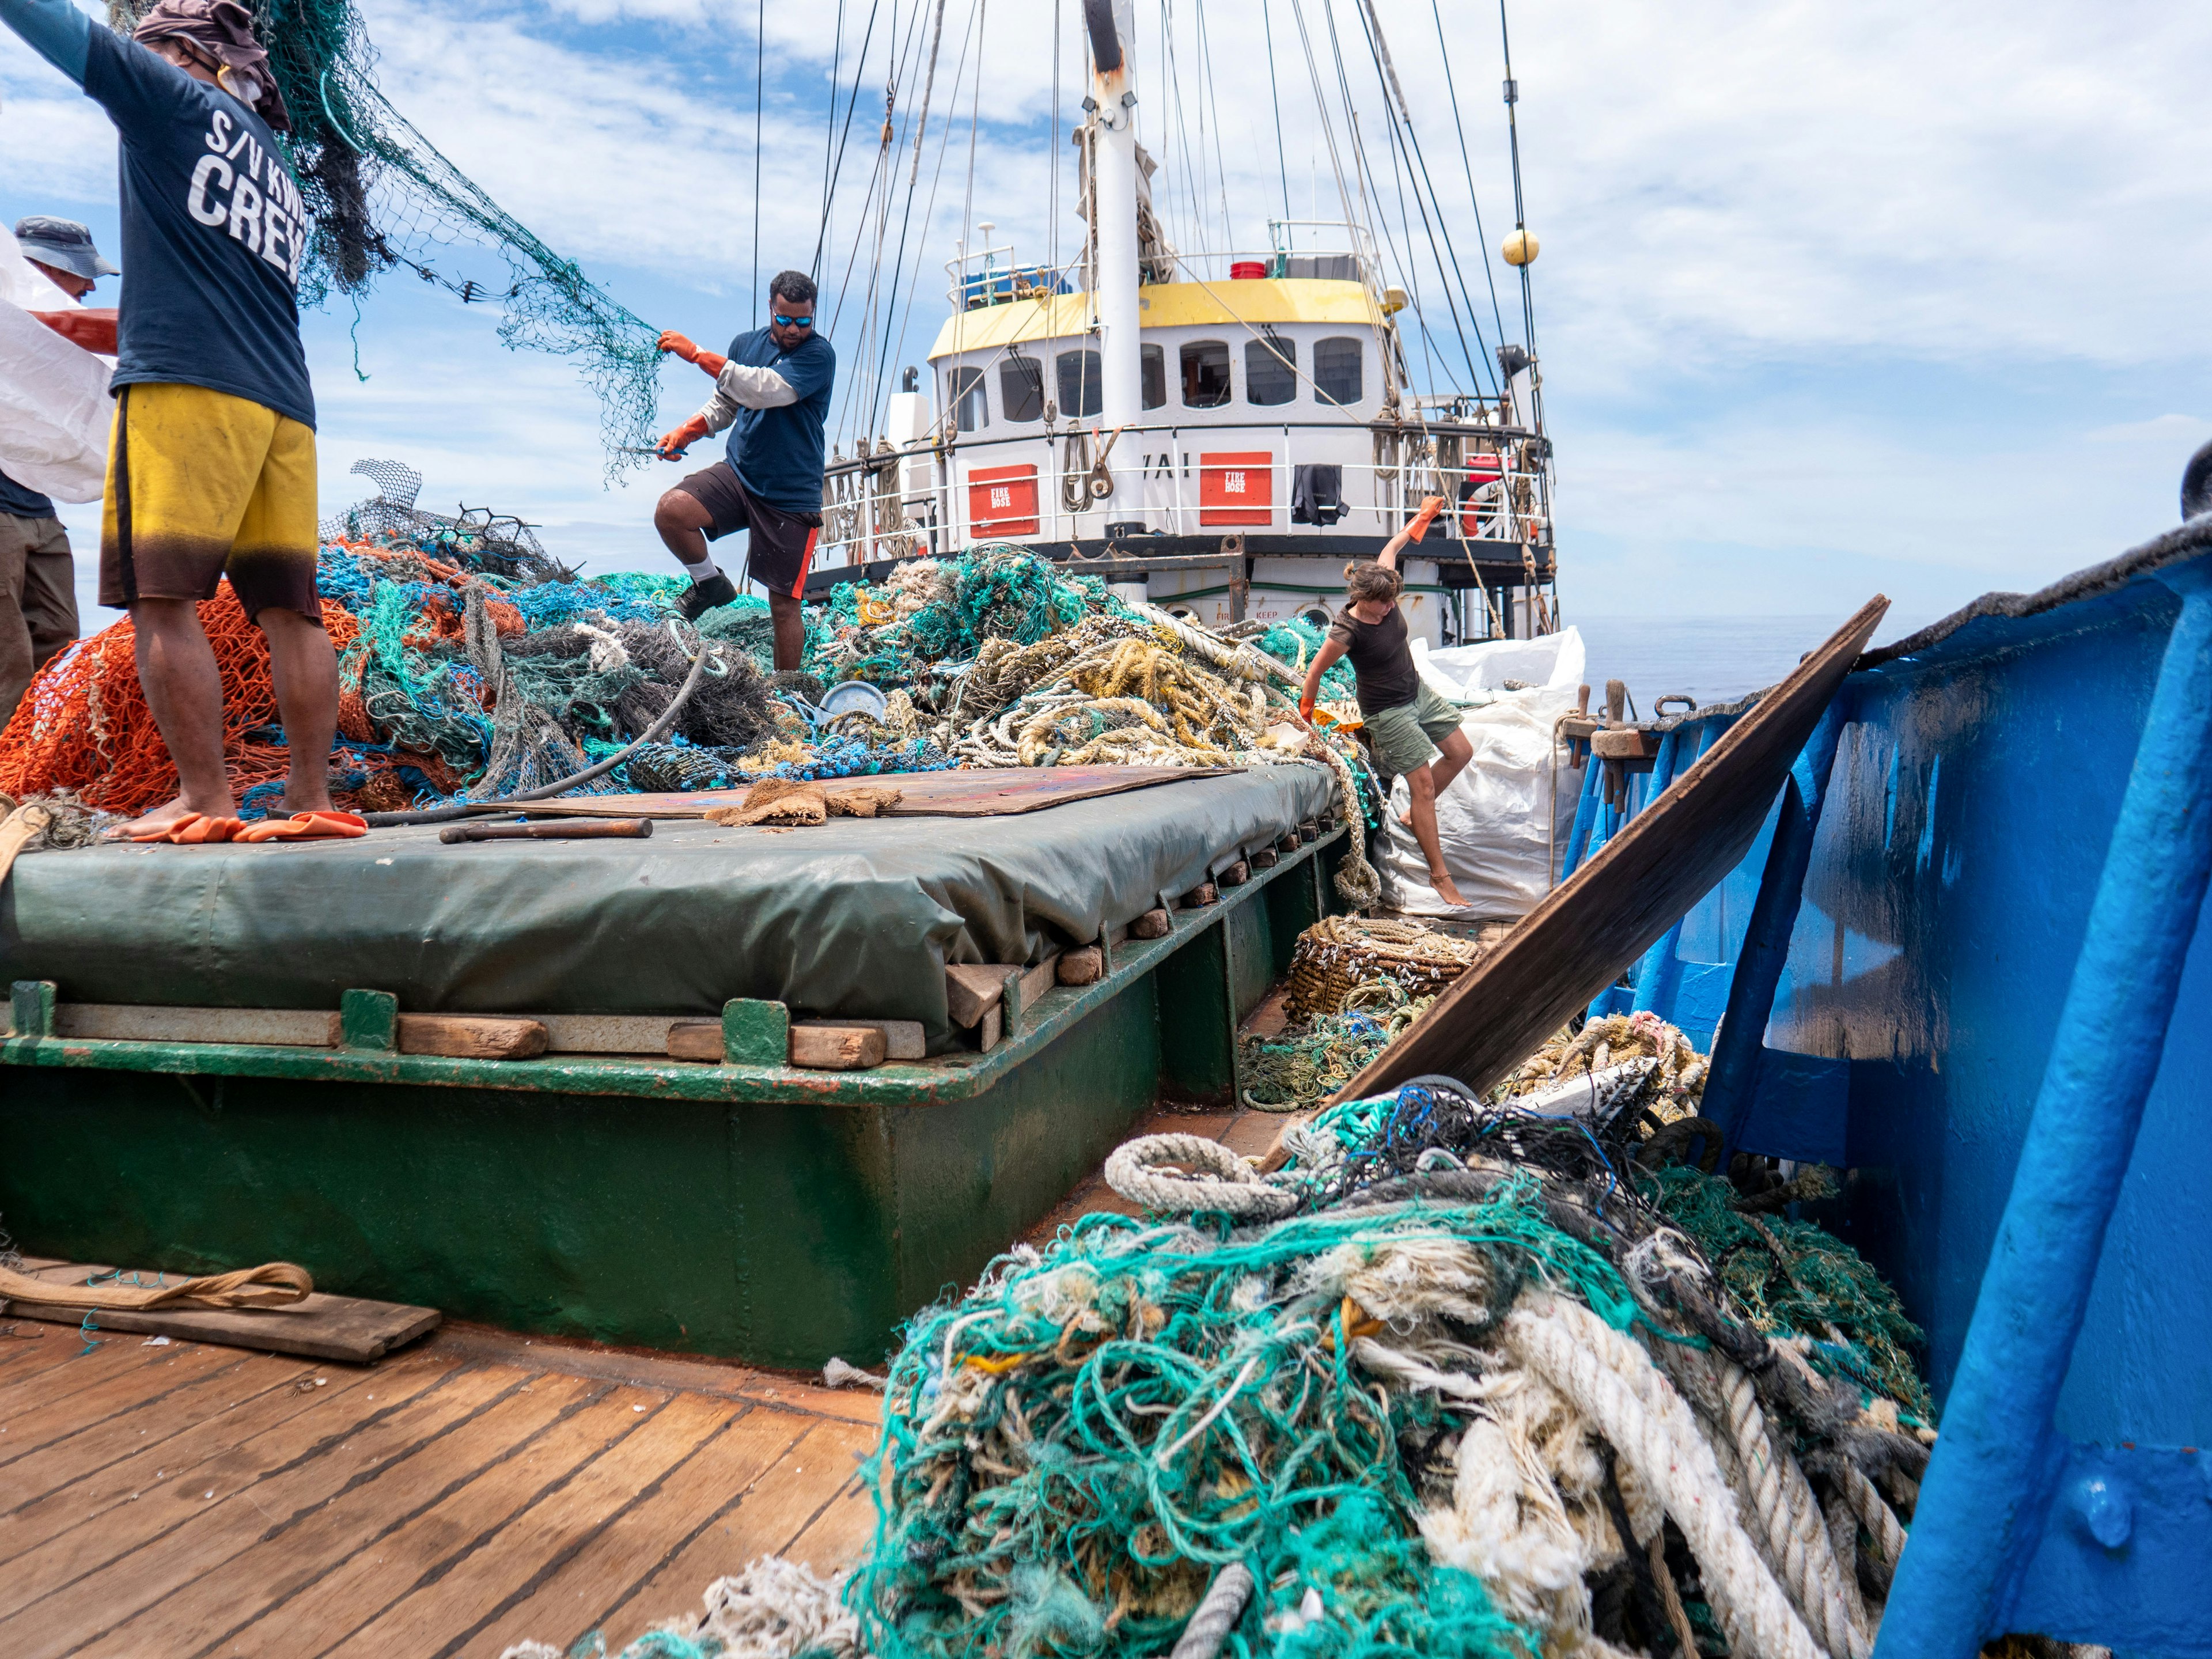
[654,270,836,669]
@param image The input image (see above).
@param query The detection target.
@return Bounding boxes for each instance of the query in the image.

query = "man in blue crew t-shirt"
[0,0,339,838]
[652,270,836,671]
[0,217,115,728]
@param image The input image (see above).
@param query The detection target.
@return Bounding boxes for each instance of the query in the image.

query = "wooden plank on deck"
[463,1404,810,1658]
[0,1350,440,1572]
[593,1416,878,1653]
[21,1363,545,1659]
[323,1391,743,1658]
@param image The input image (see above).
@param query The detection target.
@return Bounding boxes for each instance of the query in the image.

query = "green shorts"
[1361,681,1463,776]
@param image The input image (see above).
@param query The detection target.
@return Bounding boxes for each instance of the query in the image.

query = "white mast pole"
[1085,0,1141,513]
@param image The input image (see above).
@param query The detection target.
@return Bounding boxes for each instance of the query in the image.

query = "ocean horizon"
[1564,611,1936,714]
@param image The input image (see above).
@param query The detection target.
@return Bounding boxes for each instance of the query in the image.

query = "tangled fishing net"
[103,0,662,472]
[1241,978,1438,1112]
[500,1011,1946,1659]
[1,466,1378,871]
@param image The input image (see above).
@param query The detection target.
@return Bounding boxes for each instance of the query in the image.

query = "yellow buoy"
[1501,229,1539,267]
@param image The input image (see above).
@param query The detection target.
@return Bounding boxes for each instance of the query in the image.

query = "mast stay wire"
[1430,0,1510,353]
[1048,0,1062,297]
[865,0,961,439]
[874,0,986,445]
[1194,0,1237,253]
[1498,0,1539,366]
[752,0,765,323]
[1261,0,1294,230]
[813,0,887,280]
[816,0,847,282]
[1315,0,1426,407]
[1338,0,1454,402]
[1352,0,1497,399]
[1283,0,1396,415]
[842,0,944,444]
[827,0,922,440]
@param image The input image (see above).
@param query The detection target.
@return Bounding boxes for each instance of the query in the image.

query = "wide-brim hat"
[12,217,119,283]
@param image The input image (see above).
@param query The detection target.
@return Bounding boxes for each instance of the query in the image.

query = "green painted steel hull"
[0,831,1344,1367]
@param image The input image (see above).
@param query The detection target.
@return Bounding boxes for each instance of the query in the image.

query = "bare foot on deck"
[104,793,233,840]
[1429,870,1471,908]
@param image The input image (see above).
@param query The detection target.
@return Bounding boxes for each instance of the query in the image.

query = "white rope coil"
[1103,1133,1300,1220]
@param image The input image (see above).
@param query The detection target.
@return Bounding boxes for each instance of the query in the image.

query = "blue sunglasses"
[772,314,815,328]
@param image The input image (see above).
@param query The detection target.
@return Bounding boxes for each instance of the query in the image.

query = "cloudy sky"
[5,0,2208,642]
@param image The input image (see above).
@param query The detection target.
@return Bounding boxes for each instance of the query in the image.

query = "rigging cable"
[1345,0,1458,400]
[1312,0,1419,404]
[813,0,887,278]
[843,0,935,443]
[1498,0,1539,369]
[865,0,959,438]
[1261,0,1293,230]
[1429,0,1510,356]
[1194,0,1236,252]
[815,0,849,281]
[874,0,982,444]
[752,0,764,321]
[1354,0,1494,397]
[1282,0,1393,407]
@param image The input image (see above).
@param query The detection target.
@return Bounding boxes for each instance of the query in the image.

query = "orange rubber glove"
[1298,691,1317,724]
[658,330,728,378]
[131,812,247,844]
[1407,495,1448,543]
[235,810,370,843]
[657,415,713,461]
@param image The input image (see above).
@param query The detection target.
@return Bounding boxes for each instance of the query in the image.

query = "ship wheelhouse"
[812,241,1556,649]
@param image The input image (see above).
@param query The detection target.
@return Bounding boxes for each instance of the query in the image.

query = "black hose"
[361,636,717,828]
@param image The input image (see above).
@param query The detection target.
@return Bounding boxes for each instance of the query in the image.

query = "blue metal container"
[1574,478,2212,1656]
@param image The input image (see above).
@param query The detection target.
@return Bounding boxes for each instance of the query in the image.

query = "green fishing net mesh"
[106,0,664,475]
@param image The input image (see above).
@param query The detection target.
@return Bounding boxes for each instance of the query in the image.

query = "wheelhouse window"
[999,355,1044,422]
[1314,337,1363,406]
[1181,340,1231,407]
[1245,335,1297,406]
[1142,343,1166,410]
[948,366,988,431]
[1056,349,1103,418]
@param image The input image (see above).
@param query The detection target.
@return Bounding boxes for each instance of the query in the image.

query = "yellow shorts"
[99,382,320,620]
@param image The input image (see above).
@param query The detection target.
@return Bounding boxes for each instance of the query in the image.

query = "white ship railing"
[812,427,1552,573]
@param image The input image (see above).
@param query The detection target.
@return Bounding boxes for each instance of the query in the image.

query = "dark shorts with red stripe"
[675,461,822,599]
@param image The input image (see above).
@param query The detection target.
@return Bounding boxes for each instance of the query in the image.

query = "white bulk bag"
[1373,626,1587,919]
[0,230,112,504]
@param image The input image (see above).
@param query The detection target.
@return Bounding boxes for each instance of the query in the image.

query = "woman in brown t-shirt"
[1298,498,1474,908]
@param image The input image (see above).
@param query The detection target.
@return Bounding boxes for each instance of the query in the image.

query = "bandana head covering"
[131,0,290,131]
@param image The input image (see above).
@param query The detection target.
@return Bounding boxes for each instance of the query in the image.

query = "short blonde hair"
[1344,560,1402,604]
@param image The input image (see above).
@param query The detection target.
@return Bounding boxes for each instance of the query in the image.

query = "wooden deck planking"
[785,1472,881,1575]
[462,1404,810,1658]
[324,1391,745,1659]
[591,1416,880,1653]
[61,1368,586,1659]
[0,1354,457,1620]
[0,1347,317,1521]
[0,1327,888,1659]
[0,1328,221,1426]
[18,1358,512,1658]
[209,1382,665,1658]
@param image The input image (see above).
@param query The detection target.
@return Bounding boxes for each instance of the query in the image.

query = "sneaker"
[679,571,738,620]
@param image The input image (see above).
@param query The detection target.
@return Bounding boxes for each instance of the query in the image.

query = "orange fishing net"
[0,585,389,816]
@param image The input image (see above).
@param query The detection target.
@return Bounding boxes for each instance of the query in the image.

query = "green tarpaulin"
[2,767,1334,1050]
